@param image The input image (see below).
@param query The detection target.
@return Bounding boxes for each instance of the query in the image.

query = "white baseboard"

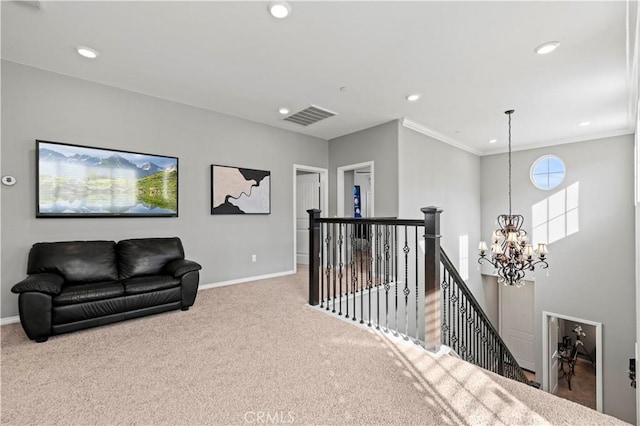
[0,270,296,324]
[198,270,296,291]
[1,315,20,325]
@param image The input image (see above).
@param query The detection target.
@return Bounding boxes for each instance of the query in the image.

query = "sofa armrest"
[11,273,64,295]
[164,259,202,278]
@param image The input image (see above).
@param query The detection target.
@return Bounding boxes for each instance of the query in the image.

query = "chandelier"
[478,110,549,286]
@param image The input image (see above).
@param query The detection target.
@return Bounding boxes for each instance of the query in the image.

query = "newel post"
[422,206,443,352]
[308,209,321,306]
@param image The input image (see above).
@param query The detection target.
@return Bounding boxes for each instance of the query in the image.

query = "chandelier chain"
[507,110,512,216]
[477,109,549,286]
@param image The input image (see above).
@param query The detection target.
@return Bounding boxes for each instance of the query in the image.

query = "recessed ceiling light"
[488,139,497,144]
[268,1,291,18]
[406,94,421,102]
[579,121,590,126]
[279,107,290,115]
[534,41,560,55]
[76,46,99,59]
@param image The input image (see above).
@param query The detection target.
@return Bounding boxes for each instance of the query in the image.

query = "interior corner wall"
[344,170,355,217]
[0,60,328,319]
[328,120,399,217]
[397,126,483,309]
[481,134,636,423]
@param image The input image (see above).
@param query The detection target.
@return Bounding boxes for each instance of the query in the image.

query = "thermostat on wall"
[2,176,17,186]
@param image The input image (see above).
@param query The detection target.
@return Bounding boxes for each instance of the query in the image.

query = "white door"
[296,173,320,264]
[500,282,535,371]
[548,316,559,394]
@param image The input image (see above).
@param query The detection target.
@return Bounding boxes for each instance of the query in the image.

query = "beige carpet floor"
[0,268,629,425]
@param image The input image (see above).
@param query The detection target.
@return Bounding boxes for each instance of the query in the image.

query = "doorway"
[542,311,602,412]
[499,281,535,371]
[293,165,328,271]
[336,161,374,217]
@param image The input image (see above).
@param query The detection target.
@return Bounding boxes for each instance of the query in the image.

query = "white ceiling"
[2,1,638,155]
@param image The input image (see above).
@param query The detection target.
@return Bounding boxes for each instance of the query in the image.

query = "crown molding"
[481,128,635,156]
[401,118,482,156]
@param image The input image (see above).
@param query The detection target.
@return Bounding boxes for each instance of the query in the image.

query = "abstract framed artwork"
[210,165,271,214]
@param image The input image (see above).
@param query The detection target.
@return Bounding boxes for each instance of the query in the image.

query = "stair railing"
[440,249,532,385]
[307,209,426,341]
[307,207,536,387]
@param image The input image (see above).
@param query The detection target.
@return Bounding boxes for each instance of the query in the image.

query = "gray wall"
[328,121,399,217]
[398,126,483,305]
[344,170,355,217]
[481,135,636,423]
[1,61,328,318]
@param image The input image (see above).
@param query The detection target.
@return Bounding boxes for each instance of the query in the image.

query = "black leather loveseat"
[11,237,201,342]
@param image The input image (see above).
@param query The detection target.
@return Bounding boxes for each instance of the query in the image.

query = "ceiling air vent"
[15,0,42,9]
[283,105,338,126]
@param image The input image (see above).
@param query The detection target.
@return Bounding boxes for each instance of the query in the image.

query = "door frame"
[548,315,559,395]
[541,311,603,412]
[336,161,374,217]
[293,164,328,273]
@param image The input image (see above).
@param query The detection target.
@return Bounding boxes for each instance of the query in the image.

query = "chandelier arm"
[530,259,549,269]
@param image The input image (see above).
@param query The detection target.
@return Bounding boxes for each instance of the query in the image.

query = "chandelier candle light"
[478,110,549,286]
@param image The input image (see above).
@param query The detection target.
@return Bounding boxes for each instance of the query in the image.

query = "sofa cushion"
[117,238,184,279]
[122,275,181,295]
[52,298,127,325]
[27,241,118,283]
[53,281,124,306]
[124,287,182,311]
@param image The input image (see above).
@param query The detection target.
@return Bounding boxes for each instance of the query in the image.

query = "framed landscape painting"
[211,165,271,214]
[36,140,178,217]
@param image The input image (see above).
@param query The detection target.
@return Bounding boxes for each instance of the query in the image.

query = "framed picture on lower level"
[210,165,271,214]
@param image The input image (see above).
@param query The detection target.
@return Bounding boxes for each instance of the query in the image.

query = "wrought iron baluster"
[367,224,373,327]
[448,271,453,348]
[384,225,390,332]
[360,223,364,324]
[452,281,458,353]
[344,224,353,319]
[442,270,448,347]
[491,334,496,373]
[345,224,350,319]
[480,322,485,369]
[352,224,357,322]
[482,323,491,370]
[320,223,325,309]
[338,224,343,316]
[402,226,410,340]
[467,298,473,363]
[376,224,381,330]
[415,226,419,343]
[444,270,449,348]
[394,225,398,335]
[332,223,337,313]
[474,309,479,366]
[450,273,454,348]
[325,224,332,311]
